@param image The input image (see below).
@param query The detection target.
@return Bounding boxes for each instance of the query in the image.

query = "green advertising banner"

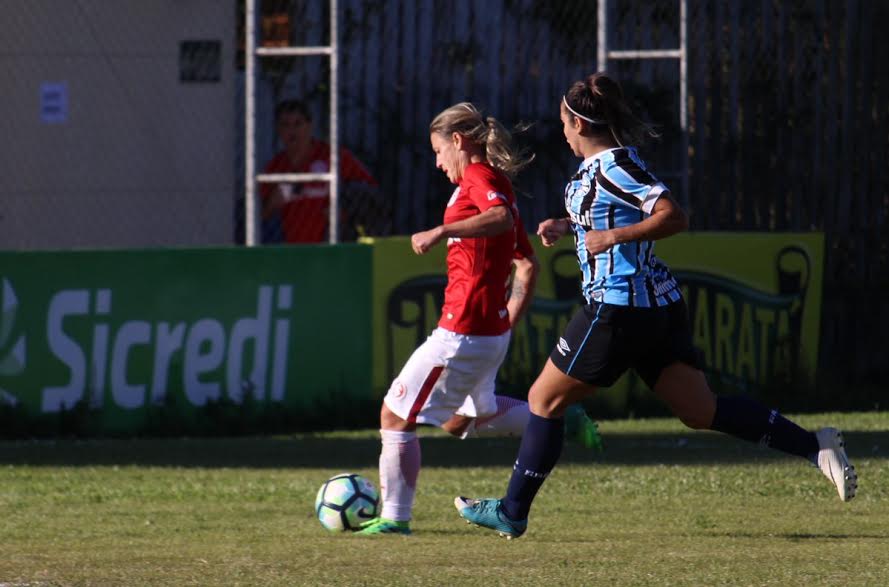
[368,233,824,414]
[0,233,823,434]
[661,233,823,387]
[0,245,372,435]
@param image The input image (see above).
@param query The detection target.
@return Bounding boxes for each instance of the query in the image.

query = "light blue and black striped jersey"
[564,146,682,307]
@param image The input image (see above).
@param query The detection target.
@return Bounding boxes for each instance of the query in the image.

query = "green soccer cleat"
[356,517,412,536]
[565,404,603,451]
[454,497,527,539]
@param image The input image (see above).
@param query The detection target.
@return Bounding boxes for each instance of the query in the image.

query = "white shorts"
[384,327,511,427]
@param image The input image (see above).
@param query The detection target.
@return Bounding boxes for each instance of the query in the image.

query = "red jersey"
[261,139,377,243]
[438,162,534,336]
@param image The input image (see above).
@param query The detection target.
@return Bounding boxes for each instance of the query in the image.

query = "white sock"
[463,396,530,438]
[378,429,420,522]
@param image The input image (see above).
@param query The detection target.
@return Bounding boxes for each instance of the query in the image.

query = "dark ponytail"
[563,72,658,146]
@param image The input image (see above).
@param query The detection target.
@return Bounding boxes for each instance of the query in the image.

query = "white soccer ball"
[314,473,380,532]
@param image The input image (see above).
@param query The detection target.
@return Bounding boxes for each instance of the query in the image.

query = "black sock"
[501,413,565,520]
[710,395,818,459]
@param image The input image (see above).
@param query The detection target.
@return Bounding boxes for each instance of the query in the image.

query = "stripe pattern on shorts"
[407,366,444,423]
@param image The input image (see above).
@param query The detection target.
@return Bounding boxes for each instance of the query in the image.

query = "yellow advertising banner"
[366,233,824,415]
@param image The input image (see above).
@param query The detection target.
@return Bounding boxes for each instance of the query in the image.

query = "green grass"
[1,412,887,586]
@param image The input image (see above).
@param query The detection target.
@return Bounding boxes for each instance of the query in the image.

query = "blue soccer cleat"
[454,496,527,539]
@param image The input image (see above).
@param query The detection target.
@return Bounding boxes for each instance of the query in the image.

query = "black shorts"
[549,300,701,389]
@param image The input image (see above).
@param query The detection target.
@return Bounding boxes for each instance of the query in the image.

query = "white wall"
[0,1,235,249]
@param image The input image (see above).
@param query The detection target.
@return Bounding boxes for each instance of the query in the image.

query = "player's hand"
[584,229,616,255]
[411,226,445,255]
[537,218,570,247]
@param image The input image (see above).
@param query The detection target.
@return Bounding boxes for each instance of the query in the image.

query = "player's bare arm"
[507,255,540,327]
[584,194,688,255]
[536,217,572,247]
[411,205,513,255]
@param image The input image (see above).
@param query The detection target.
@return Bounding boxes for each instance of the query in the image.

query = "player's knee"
[440,420,462,437]
[441,415,472,437]
[528,387,571,418]
[380,402,412,431]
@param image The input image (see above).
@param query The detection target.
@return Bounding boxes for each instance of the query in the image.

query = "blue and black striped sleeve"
[597,148,670,215]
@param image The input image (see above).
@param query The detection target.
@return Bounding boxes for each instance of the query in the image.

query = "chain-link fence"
[237,0,689,245]
[9,1,886,249]
[3,1,887,383]
[241,0,889,240]
[0,1,236,249]
[238,0,887,387]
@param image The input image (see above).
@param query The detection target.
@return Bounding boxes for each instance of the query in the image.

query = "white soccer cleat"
[815,427,857,502]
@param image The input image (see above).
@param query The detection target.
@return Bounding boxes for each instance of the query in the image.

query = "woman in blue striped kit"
[454,72,857,539]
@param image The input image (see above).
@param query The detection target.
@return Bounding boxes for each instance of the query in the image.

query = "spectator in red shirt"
[260,99,385,243]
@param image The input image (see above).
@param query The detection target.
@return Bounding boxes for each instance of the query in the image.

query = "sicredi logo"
[39,284,293,413]
[0,278,26,406]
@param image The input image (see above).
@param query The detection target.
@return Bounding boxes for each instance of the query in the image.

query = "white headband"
[562,96,607,125]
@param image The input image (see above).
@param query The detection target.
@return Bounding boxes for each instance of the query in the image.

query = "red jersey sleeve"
[339,148,378,185]
[462,163,510,212]
[514,217,535,260]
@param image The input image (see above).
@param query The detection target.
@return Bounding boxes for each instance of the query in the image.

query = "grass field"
[1,411,887,586]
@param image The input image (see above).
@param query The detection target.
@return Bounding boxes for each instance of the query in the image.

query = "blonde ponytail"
[430,102,534,178]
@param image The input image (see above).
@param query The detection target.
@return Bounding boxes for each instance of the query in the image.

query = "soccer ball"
[314,473,380,532]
